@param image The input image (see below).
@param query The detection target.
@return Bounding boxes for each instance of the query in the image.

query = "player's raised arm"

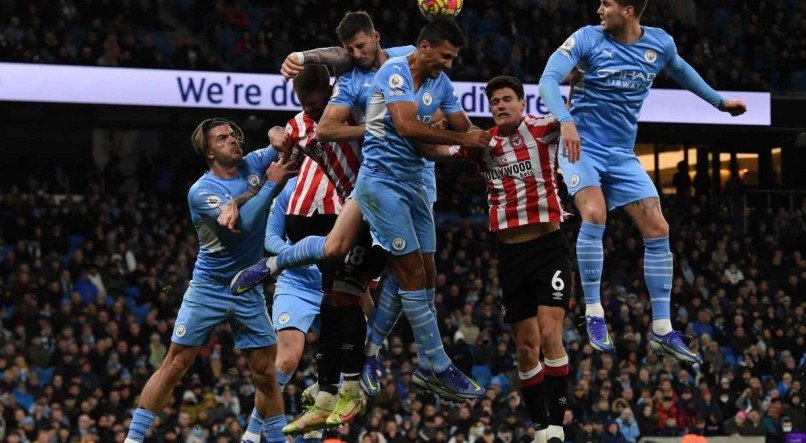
[539,29,590,164]
[281,47,353,80]
[317,74,366,142]
[316,105,364,142]
[663,39,747,116]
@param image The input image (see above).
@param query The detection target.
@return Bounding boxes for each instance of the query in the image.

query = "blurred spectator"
[1,1,804,92]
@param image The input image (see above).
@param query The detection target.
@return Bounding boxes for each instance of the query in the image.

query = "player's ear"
[373,31,380,43]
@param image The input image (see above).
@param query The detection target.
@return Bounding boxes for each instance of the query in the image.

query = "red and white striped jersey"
[284,112,342,216]
[286,111,362,200]
[286,156,342,216]
[453,115,563,232]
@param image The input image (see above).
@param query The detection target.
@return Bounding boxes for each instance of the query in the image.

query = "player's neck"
[497,118,523,137]
[209,162,239,179]
[373,46,388,70]
[407,53,427,90]
[612,22,643,44]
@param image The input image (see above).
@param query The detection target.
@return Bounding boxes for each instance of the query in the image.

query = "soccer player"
[232,11,458,400]
[422,75,572,443]
[124,119,297,443]
[539,0,746,362]
[279,11,452,400]
[352,17,490,400]
[265,64,377,434]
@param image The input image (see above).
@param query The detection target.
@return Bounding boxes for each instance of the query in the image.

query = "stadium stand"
[0,0,803,442]
[0,0,804,92]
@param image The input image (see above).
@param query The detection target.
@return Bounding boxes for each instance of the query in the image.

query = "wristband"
[294,52,305,65]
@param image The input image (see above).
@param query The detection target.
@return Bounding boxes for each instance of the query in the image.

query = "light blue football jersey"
[265,178,322,292]
[327,46,439,203]
[329,46,415,125]
[557,25,678,148]
[361,55,463,180]
[188,148,278,282]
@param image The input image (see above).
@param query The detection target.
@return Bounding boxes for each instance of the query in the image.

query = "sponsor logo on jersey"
[481,160,534,181]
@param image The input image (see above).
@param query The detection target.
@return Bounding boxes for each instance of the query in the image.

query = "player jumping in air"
[539,0,746,363]
[423,75,574,443]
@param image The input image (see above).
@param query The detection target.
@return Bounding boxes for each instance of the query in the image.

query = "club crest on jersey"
[389,73,404,89]
[569,174,580,188]
[331,83,340,98]
[392,236,406,251]
[278,312,290,325]
[205,195,221,208]
[247,174,260,187]
[559,36,576,54]
[644,49,657,63]
[422,92,433,106]
[175,324,187,337]
[509,134,522,146]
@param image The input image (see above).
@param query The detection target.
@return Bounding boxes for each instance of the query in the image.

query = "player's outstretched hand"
[462,129,492,150]
[560,121,581,164]
[268,126,294,155]
[719,99,747,117]
[217,201,240,233]
[266,154,299,184]
[281,52,304,80]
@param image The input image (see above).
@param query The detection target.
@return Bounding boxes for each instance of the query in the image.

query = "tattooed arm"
[280,47,353,79]
[217,187,260,232]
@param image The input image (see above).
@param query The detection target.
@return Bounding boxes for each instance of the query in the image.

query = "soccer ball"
[417,0,463,20]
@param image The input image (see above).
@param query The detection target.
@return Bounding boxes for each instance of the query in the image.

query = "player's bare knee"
[253,369,278,393]
[644,220,670,238]
[539,329,563,355]
[397,266,426,290]
[581,207,607,225]
[516,341,540,367]
[163,356,193,384]
[275,349,302,375]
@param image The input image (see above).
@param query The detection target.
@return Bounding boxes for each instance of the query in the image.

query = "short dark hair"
[615,0,648,18]
[293,64,330,101]
[485,76,524,101]
[336,11,375,43]
[417,17,465,49]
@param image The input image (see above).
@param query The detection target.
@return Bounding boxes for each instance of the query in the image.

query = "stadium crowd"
[0,153,803,442]
[0,0,804,92]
